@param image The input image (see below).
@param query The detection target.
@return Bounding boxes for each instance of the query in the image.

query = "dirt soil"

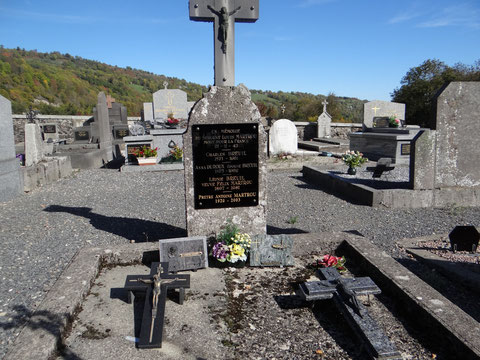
[56,253,447,360]
[414,235,480,264]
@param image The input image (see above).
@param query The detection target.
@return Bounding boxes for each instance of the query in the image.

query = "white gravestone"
[143,102,154,122]
[25,123,45,167]
[363,100,405,129]
[317,99,332,138]
[269,119,298,155]
[153,88,188,121]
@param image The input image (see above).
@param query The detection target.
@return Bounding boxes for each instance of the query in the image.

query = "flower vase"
[137,157,157,166]
[347,166,357,175]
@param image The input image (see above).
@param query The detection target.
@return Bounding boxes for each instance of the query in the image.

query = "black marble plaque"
[115,128,130,139]
[42,124,57,133]
[74,130,90,141]
[372,117,389,128]
[192,123,259,209]
[401,143,411,155]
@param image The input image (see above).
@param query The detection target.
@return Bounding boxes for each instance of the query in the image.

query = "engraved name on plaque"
[192,123,258,209]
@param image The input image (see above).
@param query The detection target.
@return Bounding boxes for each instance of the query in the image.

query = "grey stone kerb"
[189,0,259,86]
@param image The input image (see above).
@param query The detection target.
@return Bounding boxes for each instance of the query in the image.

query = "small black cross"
[124,262,190,348]
[297,267,401,359]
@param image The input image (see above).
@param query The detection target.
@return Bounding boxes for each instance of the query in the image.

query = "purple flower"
[212,242,228,262]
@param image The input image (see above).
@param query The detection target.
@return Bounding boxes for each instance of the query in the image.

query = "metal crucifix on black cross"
[124,262,190,348]
[297,267,402,360]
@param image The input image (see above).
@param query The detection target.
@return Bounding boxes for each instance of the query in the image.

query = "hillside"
[0,47,366,121]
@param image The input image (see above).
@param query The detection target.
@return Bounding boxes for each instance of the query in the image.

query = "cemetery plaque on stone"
[372,117,390,128]
[114,126,130,139]
[192,123,259,209]
[159,236,208,272]
[400,143,411,156]
[249,234,294,267]
[74,128,90,142]
[42,124,57,133]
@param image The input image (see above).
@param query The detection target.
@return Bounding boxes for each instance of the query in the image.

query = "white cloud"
[417,3,480,28]
[388,12,421,25]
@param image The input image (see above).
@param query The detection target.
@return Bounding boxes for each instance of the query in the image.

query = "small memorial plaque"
[249,234,294,267]
[42,124,57,133]
[372,117,389,128]
[74,130,90,142]
[159,236,208,272]
[115,128,130,139]
[401,143,411,155]
[192,123,259,209]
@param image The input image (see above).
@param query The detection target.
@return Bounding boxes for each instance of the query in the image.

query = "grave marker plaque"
[249,234,294,267]
[159,237,208,272]
[192,123,258,209]
[372,117,389,128]
[42,124,57,133]
[74,128,90,142]
[401,143,411,155]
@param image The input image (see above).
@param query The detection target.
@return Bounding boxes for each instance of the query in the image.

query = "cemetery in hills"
[1,1,480,360]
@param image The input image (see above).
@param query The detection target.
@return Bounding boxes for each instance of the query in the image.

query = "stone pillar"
[0,95,23,201]
[183,85,267,237]
[409,130,435,190]
[25,123,45,167]
[95,92,113,162]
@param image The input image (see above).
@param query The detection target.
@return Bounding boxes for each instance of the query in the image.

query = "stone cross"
[124,262,190,348]
[297,267,401,359]
[281,104,286,114]
[372,106,380,115]
[106,95,116,109]
[189,0,259,86]
[322,99,328,113]
[163,81,168,89]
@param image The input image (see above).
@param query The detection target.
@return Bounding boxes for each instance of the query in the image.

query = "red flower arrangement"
[315,254,346,273]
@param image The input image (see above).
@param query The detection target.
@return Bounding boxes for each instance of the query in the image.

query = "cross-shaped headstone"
[124,262,190,348]
[106,95,116,109]
[189,0,259,86]
[297,267,401,359]
[163,80,169,90]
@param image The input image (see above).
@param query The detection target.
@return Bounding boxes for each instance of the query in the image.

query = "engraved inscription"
[193,124,259,209]
[401,143,411,155]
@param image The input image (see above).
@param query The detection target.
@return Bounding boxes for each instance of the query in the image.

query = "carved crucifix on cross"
[189,0,259,86]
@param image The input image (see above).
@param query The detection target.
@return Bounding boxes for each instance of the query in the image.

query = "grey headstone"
[94,92,113,161]
[159,236,208,272]
[363,101,405,129]
[41,124,58,141]
[434,82,480,187]
[269,119,298,155]
[143,102,154,122]
[153,89,188,120]
[25,123,45,166]
[0,95,23,201]
[409,130,435,190]
[108,102,127,124]
[249,234,294,267]
[317,112,332,138]
[184,85,267,238]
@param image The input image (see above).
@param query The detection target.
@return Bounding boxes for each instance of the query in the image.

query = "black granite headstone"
[449,226,479,253]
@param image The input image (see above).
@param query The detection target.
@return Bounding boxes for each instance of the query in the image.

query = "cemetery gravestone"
[269,119,298,155]
[317,100,332,138]
[363,101,405,129]
[93,92,114,162]
[153,87,188,121]
[143,102,154,123]
[0,95,23,202]
[184,85,267,237]
[434,82,480,188]
[25,123,45,167]
[41,124,58,141]
[159,236,208,272]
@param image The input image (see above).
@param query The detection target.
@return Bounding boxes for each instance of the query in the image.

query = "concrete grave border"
[399,234,480,296]
[302,165,480,208]
[5,233,480,359]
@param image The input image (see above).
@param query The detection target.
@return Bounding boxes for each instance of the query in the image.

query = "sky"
[0,0,479,101]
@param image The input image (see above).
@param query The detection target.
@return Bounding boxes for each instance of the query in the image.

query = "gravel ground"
[1,167,479,359]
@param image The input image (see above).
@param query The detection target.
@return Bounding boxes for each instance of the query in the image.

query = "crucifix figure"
[190,0,259,86]
[124,262,190,348]
[322,99,328,113]
[297,267,401,359]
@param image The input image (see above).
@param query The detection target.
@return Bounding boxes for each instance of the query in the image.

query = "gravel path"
[1,168,479,359]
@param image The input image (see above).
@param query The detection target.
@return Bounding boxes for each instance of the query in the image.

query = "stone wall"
[293,121,361,140]
[12,115,141,144]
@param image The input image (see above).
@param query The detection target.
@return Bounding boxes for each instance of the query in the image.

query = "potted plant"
[161,145,183,163]
[165,113,180,128]
[389,115,401,128]
[341,150,368,175]
[133,145,158,165]
[211,221,251,267]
